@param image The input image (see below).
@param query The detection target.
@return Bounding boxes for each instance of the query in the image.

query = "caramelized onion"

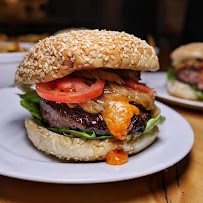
[66,103,78,108]
[104,83,155,110]
[64,82,155,140]
[66,83,155,113]
[79,100,104,113]
[151,105,161,118]
[72,69,125,84]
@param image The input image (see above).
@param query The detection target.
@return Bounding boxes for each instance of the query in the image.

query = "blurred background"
[0,0,202,71]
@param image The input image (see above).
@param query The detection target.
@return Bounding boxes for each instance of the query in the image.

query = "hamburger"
[15,30,165,165]
[167,42,203,100]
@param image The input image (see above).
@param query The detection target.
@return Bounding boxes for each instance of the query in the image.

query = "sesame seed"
[64,65,69,69]
[44,63,48,69]
[104,56,109,61]
[89,59,94,64]
[110,55,115,60]
[98,53,103,58]
[85,57,90,62]
[117,47,121,52]
[51,56,55,62]
[16,29,157,83]
[84,63,90,67]
[73,46,77,51]
[90,51,96,56]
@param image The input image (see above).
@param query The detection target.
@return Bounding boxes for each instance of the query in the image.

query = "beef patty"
[40,99,151,137]
[174,67,203,91]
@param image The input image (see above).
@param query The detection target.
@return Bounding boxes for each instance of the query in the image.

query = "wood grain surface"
[0,103,202,203]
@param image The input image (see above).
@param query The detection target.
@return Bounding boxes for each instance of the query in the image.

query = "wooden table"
[0,103,202,203]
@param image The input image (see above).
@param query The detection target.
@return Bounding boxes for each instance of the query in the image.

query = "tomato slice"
[56,77,86,92]
[36,77,105,103]
[125,80,156,96]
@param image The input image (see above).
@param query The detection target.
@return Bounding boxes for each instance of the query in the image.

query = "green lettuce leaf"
[19,90,40,103]
[20,90,42,121]
[191,88,203,100]
[48,127,113,139]
[19,91,165,140]
[19,91,114,140]
[167,67,176,80]
[144,114,166,133]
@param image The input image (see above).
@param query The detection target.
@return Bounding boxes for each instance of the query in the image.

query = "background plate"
[142,72,203,110]
[0,87,194,184]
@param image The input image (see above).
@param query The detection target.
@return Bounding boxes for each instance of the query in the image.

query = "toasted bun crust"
[171,42,203,66]
[15,30,159,85]
[25,117,158,161]
[167,80,197,100]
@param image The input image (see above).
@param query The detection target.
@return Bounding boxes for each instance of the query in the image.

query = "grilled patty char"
[40,99,151,137]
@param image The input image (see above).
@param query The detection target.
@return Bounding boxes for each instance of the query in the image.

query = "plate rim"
[142,72,203,110]
[0,88,194,184]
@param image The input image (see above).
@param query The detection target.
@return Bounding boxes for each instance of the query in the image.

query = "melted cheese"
[102,100,140,140]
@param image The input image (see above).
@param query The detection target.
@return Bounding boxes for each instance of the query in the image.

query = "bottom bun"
[167,80,197,100]
[25,117,159,162]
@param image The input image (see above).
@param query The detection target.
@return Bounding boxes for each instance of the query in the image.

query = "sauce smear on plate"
[106,148,128,165]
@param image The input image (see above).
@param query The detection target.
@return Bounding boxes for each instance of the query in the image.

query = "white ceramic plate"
[142,72,203,110]
[0,87,194,184]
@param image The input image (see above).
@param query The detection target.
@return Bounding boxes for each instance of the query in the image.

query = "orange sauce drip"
[102,100,140,140]
[106,148,128,165]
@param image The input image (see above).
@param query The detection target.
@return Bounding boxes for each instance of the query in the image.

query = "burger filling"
[40,99,151,137]
[168,59,203,99]
[20,69,165,140]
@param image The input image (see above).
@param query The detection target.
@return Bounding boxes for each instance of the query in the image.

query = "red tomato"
[56,77,85,92]
[125,80,156,96]
[36,77,105,103]
[125,81,150,93]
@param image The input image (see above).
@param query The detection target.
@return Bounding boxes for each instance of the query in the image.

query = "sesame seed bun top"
[171,42,203,66]
[15,29,159,84]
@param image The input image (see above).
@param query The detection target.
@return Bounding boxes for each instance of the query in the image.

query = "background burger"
[15,30,165,165]
[167,42,203,100]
